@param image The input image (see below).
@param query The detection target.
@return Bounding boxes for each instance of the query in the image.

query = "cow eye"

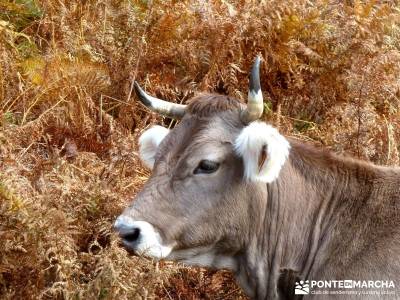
[194,160,220,174]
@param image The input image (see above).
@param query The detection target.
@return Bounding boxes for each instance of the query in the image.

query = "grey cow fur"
[121,94,400,299]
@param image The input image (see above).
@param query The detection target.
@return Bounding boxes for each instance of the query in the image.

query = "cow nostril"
[122,228,141,243]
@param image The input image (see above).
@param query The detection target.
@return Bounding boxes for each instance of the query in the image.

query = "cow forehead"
[185,112,242,144]
[159,111,239,151]
[202,113,242,141]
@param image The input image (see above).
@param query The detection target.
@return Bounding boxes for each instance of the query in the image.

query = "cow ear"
[234,121,290,183]
[139,125,170,169]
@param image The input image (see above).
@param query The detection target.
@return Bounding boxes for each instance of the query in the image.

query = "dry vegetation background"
[0,0,399,299]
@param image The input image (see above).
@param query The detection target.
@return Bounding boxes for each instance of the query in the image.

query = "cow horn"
[134,81,186,119]
[240,56,264,123]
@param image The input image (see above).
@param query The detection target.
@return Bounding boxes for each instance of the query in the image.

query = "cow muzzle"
[114,215,173,258]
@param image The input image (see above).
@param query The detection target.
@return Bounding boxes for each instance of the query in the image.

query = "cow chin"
[114,217,173,259]
[167,246,238,271]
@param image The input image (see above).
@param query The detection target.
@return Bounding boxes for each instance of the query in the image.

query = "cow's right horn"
[240,56,264,123]
[134,81,186,119]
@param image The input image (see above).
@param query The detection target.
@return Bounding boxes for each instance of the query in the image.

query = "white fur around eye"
[139,125,170,169]
[234,121,290,183]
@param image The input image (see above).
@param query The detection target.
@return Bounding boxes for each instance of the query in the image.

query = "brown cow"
[115,57,400,299]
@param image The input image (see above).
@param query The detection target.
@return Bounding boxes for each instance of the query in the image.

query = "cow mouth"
[119,242,137,256]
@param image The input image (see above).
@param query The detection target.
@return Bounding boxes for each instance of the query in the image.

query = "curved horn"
[134,81,186,119]
[240,56,264,123]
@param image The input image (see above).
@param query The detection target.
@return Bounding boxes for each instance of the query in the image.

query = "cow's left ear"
[139,125,170,169]
[234,121,290,183]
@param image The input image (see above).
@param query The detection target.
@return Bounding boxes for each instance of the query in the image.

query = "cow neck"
[235,140,377,299]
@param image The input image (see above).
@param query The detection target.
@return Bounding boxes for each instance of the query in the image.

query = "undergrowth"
[0,0,399,299]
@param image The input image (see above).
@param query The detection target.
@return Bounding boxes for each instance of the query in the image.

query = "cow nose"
[113,217,173,258]
[114,215,141,243]
[121,227,141,243]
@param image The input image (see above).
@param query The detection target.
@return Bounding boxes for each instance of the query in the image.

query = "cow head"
[114,57,290,270]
